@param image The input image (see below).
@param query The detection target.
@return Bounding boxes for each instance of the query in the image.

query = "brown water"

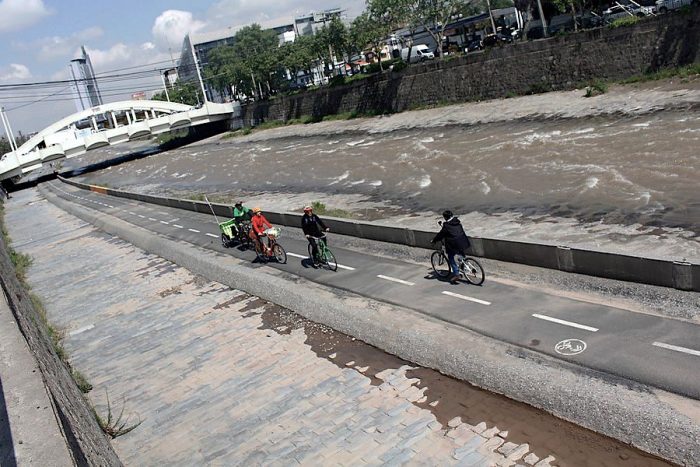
[74,110,700,261]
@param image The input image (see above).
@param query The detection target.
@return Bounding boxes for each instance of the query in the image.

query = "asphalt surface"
[46,181,700,400]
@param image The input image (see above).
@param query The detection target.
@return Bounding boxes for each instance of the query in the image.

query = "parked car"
[400,44,435,63]
[463,37,484,53]
[482,33,512,47]
[603,1,655,21]
[655,0,697,13]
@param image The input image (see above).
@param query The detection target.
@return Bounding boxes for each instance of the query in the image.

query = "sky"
[0,0,365,135]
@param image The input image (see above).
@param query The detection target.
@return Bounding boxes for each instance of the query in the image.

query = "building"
[69,46,103,112]
[294,8,345,36]
[177,9,345,101]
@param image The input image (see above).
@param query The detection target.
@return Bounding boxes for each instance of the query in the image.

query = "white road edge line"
[173,224,184,229]
[531,313,598,332]
[442,291,491,306]
[377,274,415,286]
[337,264,355,271]
[287,252,307,259]
[652,341,700,357]
[205,233,218,238]
[188,228,200,233]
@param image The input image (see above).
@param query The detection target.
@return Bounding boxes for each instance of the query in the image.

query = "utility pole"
[536,0,549,37]
[189,35,208,103]
[485,0,497,34]
[160,74,171,102]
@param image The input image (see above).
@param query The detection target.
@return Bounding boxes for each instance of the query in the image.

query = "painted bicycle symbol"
[555,339,587,356]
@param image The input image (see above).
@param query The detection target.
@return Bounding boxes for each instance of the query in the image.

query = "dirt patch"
[249,300,674,466]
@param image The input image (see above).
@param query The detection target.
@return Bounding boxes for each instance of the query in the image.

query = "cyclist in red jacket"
[250,207,273,254]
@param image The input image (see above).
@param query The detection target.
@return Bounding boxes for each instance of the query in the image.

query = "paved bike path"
[46,182,700,399]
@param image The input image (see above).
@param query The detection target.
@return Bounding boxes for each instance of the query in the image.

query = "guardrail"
[57,176,698,291]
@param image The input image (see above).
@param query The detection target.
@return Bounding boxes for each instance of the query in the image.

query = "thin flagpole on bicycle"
[203,195,220,224]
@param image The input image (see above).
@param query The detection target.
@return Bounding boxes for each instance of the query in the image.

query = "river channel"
[72,109,700,262]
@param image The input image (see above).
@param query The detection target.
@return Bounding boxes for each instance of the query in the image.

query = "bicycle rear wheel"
[323,249,338,271]
[273,244,287,264]
[221,233,230,248]
[431,251,451,278]
[461,258,485,285]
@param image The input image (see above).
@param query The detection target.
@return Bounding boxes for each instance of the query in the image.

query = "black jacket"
[432,217,470,253]
[301,213,327,237]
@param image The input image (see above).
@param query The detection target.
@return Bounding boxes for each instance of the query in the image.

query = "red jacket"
[251,213,272,235]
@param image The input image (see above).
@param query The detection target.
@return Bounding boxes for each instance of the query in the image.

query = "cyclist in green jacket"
[232,201,252,233]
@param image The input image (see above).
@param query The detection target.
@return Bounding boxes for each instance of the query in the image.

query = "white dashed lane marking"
[148,218,157,221]
[173,224,183,229]
[138,215,145,218]
[377,275,415,286]
[652,341,700,357]
[287,252,307,259]
[160,221,169,225]
[531,313,598,332]
[442,291,491,306]
[205,233,218,238]
[188,229,200,233]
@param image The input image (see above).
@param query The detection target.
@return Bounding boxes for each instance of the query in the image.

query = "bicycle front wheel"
[323,249,338,271]
[273,244,287,264]
[431,251,451,278]
[462,258,485,285]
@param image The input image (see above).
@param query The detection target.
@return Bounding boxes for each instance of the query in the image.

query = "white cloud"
[0,63,31,81]
[34,26,104,61]
[0,0,52,33]
[151,10,205,52]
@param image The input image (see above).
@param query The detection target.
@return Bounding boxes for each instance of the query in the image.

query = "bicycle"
[253,227,287,264]
[307,235,337,271]
[218,219,237,248]
[236,219,253,249]
[431,241,485,285]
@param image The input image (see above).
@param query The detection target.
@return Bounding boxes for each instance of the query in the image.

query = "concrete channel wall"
[0,220,122,466]
[58,177,699,292]
[240,9,700,124]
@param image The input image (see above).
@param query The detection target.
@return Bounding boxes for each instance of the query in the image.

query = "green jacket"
[232,206,251,220]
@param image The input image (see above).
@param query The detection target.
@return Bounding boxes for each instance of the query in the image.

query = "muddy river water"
[73,109,700,262]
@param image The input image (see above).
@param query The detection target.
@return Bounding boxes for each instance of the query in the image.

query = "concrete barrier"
[57,176,699,291]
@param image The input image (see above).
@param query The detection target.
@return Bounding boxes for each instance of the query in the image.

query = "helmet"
[252,207,262,213]
[303,206,312,212]
[442,210,453,220]
[234,201,243,206]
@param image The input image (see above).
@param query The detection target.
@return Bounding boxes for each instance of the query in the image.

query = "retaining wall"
[0,214,122,466]
[240,9,700,124]
[58,176,699,291]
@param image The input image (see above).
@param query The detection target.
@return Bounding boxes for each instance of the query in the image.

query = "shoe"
[449,274,460,284]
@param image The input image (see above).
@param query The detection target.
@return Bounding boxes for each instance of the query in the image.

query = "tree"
[349,7,394,70]
[152,82,202,106]
[421,0,473,58]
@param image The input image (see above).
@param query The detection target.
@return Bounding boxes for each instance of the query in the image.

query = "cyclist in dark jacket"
[431,210,471,283]
[301,205,329,265]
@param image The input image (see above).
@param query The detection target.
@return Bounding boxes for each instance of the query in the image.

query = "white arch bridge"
[0,100,238,182]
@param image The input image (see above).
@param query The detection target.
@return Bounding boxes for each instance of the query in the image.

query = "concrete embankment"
[59,176,700,292]
[40,182,700,465]
[0,205,122,465]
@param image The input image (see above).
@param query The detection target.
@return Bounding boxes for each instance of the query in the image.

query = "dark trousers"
[307,235,327,261]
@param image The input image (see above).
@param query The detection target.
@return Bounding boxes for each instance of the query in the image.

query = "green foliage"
[72,369,93,393]
[311,201,352,218]
[526,82,552,94]
[620,63,700,84]
[584,80,608,97]
[94,391,143,439]
[152,82,201,106]
[392,60,408,72]
[9,249,32,282]
[608,16,639,28]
